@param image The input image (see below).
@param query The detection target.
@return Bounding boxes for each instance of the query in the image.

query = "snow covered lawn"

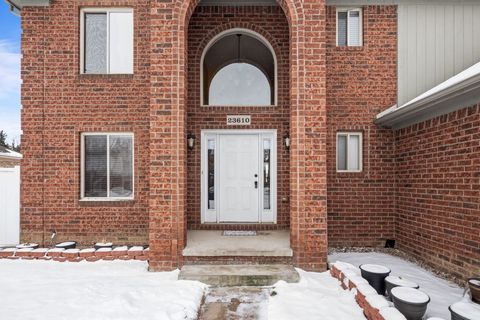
[268,269,367,320]
[329,251,464,319]
[0,260,206,320]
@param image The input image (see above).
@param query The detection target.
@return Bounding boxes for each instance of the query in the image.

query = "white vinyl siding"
[336,132,362,172]
[80,8,133,74]
[81,133,134,201]
[398,4,480,105]
[336,8,362,47]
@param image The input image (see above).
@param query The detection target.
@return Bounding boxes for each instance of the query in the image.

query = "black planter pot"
[94,243,113,250]
[391,287,430,320]
[359,264,391,295]
[55,241,77,249]
[385,276,419,300]
[16,243,39,249]
[449,301,480,320]
[468,278,480,304]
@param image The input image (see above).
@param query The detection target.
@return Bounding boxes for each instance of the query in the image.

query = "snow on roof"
[400,61,480,110]
[0,146,22,160]
[376,60,480,128]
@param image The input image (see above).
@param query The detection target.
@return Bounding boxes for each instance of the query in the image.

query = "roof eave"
[375,73,480,130]
[5,0,50,10]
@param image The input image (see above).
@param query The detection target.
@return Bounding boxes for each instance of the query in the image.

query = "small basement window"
[336,132,362,172]
[337,8,362,47]
[80,8,134,74]
[81,133,134,200]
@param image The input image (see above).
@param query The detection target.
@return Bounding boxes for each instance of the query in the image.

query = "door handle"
[254,181,258,189]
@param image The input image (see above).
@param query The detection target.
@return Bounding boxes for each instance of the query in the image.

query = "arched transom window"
[201,29,276,106]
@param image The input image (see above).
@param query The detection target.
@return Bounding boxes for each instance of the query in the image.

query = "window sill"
[333,46,364,51]
[78,73,134,79]
[336,170,363,173]
[79,198,134,202]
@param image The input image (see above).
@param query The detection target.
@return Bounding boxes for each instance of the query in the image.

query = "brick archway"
[148,0,328,271]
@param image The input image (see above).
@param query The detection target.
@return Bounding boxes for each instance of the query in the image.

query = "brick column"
[148,1,186,271]
[287,0,328,271]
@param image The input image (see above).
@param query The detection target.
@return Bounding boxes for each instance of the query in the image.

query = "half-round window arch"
[201,28,277,106]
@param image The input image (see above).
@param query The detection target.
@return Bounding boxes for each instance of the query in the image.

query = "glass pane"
[337,135,347,171]
[84,13,107,73]
[84,135,107,197]
[209,63,271,106]
[337,11,348,46]
[207,139,215,210]
[348,135,360,171]
[263,139,271,210]
[109,135,133,198]
[348,11,361,46]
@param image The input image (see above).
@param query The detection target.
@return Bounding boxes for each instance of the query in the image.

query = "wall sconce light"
[187,133,196,150]
[284,132,290,150]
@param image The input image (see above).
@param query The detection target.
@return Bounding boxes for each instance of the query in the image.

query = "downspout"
[41,7,47,247]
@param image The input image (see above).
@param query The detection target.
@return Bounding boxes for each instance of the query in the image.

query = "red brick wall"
[186,6,290,230]
[326,6,397,247]
[395,105,480,279]
[20,0,151,246]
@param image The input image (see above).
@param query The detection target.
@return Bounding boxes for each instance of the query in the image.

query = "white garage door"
[0,166,20,245]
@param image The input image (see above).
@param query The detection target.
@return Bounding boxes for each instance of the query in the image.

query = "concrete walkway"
[199,286,271,320]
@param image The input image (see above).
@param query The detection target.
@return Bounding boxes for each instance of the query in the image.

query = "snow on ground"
[329,252,464,319]
[268,269,367,320]
[0,260,206,320]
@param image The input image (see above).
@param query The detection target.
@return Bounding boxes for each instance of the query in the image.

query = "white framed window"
[336,8,362,47]
[80,8,134,74]
[336,132,362,172]
[80,133,134,200]
[201,28,277,106]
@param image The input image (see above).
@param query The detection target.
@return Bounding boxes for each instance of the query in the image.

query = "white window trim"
[79,7,133,74]
[336,7,363,47]
[80,132,134,201]
[199,28,278,107]
[200,129,277,224]
[336,132,363,173]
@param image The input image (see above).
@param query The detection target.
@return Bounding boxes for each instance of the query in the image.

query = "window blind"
[109,135,133,198]
[337,135,347,171]
[84,13,107,74]
[348,10,361,46]
[84,135,108,197]
[337,11,348,47]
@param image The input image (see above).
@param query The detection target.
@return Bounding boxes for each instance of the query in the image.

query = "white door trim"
[201,129,277,224]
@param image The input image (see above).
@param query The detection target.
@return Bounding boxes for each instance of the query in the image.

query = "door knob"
[254,174,258,178]
[254,181,258,189]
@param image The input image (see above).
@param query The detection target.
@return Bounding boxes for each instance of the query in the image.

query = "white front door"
[219,134,259,222]
[201,130,277,224]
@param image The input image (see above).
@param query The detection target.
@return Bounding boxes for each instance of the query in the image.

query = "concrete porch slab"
[179,264,300,286]
[182,230,292,257]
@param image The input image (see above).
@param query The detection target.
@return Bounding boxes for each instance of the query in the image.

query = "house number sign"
[226,115,251,126]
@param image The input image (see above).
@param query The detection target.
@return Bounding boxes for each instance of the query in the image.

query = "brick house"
[6,0,479,278]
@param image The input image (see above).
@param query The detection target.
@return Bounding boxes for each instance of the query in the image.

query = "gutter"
[4,0,50,12]
[375,67,480,130]
[5,0,20,15]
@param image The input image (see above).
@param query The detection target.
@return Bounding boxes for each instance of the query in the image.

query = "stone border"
[330,262,407,320]
[0,246,149,262]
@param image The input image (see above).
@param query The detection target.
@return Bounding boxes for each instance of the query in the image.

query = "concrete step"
[179,264,300,287]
